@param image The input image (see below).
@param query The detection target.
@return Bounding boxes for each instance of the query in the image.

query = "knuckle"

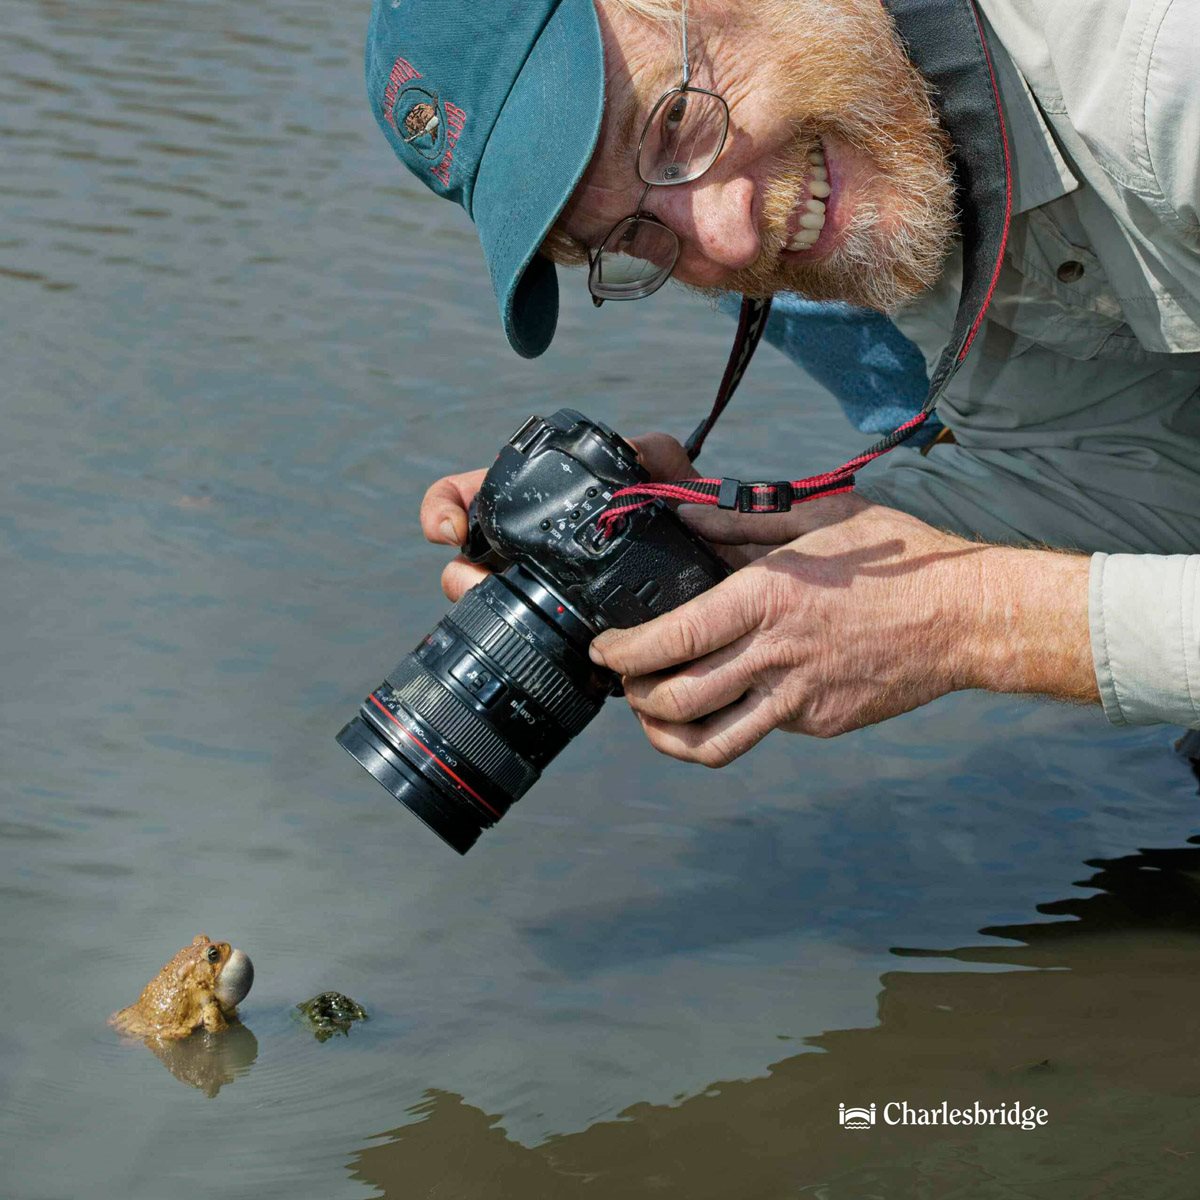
[756,566,801,629]
[671,619,701,662]
[654,677,692,723]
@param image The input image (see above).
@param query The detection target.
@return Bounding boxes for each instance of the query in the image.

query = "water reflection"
[352,838,1200,1198]
[132,1023,259,1099]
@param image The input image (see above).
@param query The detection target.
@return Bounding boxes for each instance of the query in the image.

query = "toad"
[295,991,369,1042]
[109,934,254,1040]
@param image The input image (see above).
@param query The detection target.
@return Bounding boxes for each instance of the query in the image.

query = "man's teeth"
[787,146,830,250]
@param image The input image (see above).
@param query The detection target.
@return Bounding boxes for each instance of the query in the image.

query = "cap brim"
[472,0,604,359]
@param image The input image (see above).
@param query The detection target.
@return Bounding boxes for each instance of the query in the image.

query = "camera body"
[464,409,729,631]
[337,409,728,853]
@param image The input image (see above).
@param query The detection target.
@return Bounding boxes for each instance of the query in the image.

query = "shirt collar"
[979,9,1079,215]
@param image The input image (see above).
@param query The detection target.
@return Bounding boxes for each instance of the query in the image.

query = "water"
[3,2,1200,1197]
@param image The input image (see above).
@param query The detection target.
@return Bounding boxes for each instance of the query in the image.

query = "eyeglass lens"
[637,88,728,186]
[591,216,678,299]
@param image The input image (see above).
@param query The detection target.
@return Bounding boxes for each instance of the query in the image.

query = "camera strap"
[600,0,1012,529]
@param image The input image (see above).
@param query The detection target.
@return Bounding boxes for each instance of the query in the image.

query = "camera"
[336,409,729,853]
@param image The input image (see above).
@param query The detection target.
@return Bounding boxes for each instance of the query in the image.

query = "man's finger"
[628,432,699,483]
[590,575,758,675]
[420,468,488,545]
[441,557,489,602]
[622,635,753,724]
[637,688,777,768]
[678,491,868,545]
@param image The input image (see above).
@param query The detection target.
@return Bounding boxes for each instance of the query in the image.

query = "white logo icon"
[839,1103,876,1130]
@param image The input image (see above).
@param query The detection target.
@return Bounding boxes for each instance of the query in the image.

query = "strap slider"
[739,481,793,513]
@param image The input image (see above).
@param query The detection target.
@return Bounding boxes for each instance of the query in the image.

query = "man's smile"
[782,140,834,256]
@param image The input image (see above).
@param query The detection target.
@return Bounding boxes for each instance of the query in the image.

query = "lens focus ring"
[383,659,538,800]
[447,587,598,735]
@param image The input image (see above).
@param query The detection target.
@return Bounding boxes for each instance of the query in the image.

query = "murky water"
[4,3,1200,1197]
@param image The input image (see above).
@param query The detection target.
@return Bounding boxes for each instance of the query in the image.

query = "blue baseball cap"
[365,0,605,358]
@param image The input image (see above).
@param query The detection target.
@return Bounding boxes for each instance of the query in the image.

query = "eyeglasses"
[587,0,730,306]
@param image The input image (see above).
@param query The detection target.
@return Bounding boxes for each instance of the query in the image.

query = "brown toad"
[109,934,254,1040]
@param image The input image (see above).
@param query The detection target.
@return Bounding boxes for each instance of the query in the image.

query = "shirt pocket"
[988,207,1128,360]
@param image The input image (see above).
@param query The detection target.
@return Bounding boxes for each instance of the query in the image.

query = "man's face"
[556,0,957,312]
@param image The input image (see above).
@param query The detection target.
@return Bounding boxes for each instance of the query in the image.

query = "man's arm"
[589,494,1102,767]
[421,442,1199,764]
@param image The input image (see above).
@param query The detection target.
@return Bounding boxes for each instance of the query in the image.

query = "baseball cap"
[365,0,605,358]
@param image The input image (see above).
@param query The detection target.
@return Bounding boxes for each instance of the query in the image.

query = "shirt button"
[1057,260,1085,283]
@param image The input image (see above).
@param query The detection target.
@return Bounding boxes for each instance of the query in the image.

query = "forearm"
[954,544,1100,704]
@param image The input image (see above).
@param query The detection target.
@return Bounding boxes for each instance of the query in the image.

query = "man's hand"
[589,494,1100,767]
[419,432,699,601]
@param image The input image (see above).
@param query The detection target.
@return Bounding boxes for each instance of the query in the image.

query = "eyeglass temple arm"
[679,0,691,87]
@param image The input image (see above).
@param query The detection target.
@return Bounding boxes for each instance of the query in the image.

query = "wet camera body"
[466,409,729,631]
[337,409,728,853]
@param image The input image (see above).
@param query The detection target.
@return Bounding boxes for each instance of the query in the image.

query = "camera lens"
[337,569,610,853]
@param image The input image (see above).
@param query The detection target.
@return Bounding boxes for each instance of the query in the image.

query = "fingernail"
[589,642,607,667]
[439,519,457,544]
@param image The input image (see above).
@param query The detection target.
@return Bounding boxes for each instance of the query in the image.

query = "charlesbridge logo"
[838,1103,876,1130]
[839,1100,1049,1131]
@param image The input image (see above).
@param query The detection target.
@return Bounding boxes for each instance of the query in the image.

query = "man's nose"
[653,175,761,286]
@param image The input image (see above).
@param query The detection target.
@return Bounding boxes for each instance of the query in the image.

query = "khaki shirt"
[858,0,1200,729]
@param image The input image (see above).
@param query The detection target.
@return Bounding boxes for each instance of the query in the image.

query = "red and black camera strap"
[599,0,1013,531]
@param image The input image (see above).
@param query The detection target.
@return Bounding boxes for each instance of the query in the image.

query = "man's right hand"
[418,432,699,602]
[419,466,490,602]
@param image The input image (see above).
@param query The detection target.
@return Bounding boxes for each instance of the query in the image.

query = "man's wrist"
[954,545,1100,703]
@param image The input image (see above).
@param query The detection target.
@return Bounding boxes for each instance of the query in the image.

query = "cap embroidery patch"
[380,53,468,189]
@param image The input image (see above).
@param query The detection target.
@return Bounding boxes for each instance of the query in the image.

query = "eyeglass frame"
[586,0,730,307]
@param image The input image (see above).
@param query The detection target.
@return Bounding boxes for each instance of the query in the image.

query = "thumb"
[627,432,699,483]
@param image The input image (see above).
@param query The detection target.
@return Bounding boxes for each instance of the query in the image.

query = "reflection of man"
[367,0,1200,765]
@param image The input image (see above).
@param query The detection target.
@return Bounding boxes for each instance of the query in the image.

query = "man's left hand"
[589,492,1096,766]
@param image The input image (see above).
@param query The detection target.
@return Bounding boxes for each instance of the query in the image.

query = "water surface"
[3,2,1200,1197]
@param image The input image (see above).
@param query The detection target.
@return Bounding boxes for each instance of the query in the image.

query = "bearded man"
[366,0,1200,765]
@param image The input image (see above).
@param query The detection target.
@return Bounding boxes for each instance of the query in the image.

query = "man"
[366,0,1200,766]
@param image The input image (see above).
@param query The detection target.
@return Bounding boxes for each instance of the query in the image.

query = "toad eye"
[665,95,688,129]
[206,946,220,963]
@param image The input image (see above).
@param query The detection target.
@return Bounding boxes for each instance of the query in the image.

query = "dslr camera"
[337,409,728,853]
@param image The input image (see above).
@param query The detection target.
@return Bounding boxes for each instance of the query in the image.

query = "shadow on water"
[523,730,1196,979]
[350,832,1200,1200]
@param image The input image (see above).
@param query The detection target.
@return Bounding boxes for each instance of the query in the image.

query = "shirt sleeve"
[1141,0,1200,230]
[1089,554,1200,729]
